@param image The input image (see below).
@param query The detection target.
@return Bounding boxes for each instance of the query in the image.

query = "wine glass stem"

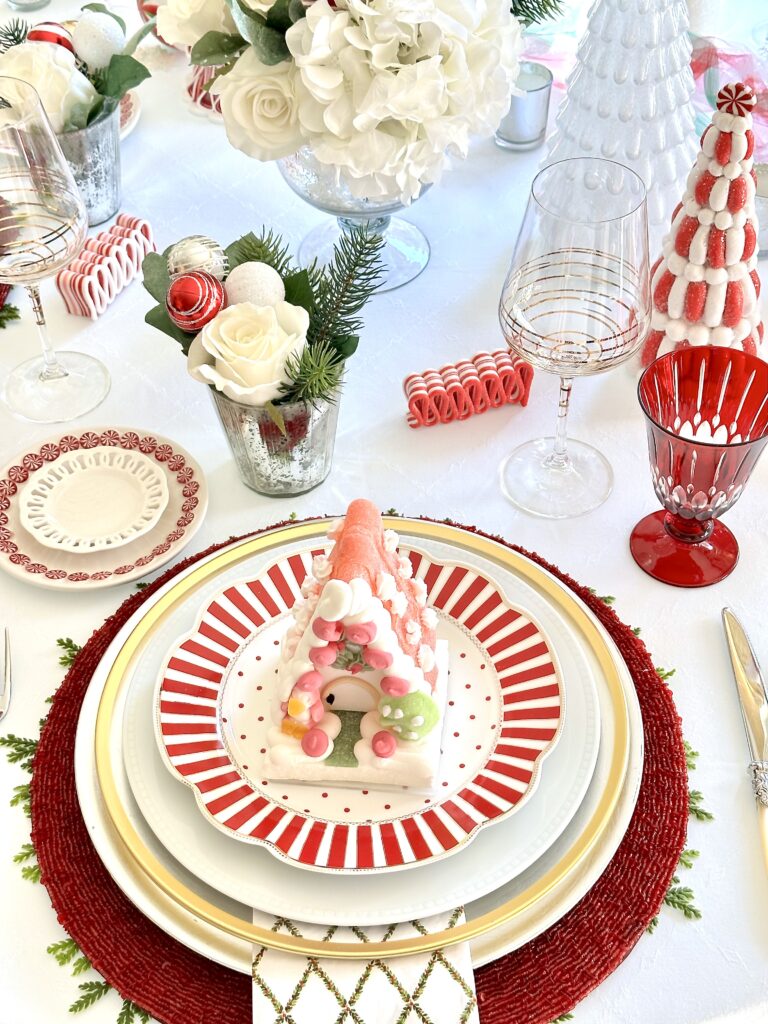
[27,284,67,382]
[548,376,573,469]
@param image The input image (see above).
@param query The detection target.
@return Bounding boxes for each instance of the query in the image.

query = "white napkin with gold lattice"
[252,909,478,1023]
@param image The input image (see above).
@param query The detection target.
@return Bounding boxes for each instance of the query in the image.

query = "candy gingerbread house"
[642,82,763,366]
[263,500,448,788]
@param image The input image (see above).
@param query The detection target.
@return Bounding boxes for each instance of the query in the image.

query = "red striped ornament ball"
[26,22,75,53]
[166,271,225,333]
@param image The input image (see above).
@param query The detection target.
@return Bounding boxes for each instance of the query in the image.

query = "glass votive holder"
[4,0,50,11]
[754,163,768,258]
[495,60,553,152]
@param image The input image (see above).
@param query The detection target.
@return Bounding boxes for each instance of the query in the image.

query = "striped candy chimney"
[642,82,763,367]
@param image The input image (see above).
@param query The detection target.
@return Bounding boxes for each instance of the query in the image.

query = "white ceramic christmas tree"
[642,82,762,366]
[544,0,697,249]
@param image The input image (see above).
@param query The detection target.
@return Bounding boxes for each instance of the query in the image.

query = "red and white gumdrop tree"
[642,83,762,367]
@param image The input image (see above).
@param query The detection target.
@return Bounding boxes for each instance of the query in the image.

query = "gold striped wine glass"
[498,157,651,518]
[0,76,110,422]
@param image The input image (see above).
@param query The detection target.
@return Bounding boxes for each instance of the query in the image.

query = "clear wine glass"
[0,76,110,422]
[498,157,651,518]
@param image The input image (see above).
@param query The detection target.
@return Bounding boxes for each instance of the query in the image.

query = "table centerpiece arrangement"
[156,0,525,289]
[142,226,383,495]
[0,9,153,223]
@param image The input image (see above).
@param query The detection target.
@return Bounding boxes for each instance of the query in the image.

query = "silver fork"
[0,629,10,722]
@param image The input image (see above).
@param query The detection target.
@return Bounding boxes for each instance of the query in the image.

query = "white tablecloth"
[1,4,768,1021]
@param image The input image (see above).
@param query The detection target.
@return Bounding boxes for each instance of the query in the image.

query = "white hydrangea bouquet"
[157,0,523,205]
[0,7,151,133]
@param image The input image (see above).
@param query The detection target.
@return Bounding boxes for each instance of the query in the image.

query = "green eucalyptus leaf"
[81,3,126,34]
[145,304,194,353]
[288,0,306,22]
[190,30,246,66]
[84,94,106,126]
[142,251,171,303]
[266,0,292,32]
[264,400,287,436]
[283,269,315,314]
[64,100,92,131]
[328,334,359,359]
[123,17,157,56]
[102,53,151,101]
[223,0,288,64]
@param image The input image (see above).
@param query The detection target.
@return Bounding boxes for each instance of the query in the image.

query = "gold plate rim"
[94,518,630,959]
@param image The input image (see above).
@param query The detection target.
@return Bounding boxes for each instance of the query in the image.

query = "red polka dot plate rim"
[155,545,564,873]
[0,428,208,591]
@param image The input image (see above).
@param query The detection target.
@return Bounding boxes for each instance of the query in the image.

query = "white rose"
[187,301,309,406]
[157,0,234,49]
[212,49,305,161]
[0,42,98,133]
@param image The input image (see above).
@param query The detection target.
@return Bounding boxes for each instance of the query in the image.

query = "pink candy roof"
[327,499,438,691]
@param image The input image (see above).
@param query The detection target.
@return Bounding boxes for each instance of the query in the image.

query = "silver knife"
[722,608,768,872]
[0,628,10,723]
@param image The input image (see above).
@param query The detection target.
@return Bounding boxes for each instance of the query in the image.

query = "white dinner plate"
[75,531,642,971]
[123,531,599,918]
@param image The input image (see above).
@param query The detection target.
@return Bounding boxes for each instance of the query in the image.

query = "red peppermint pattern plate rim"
[155,544,564,873]
[0,428,207,590]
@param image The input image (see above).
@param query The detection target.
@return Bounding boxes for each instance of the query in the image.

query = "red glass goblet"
[631,346,768,587]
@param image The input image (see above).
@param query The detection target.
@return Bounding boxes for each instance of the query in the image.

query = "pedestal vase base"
[500,437,613,519]
[298,217,430,293]
[630,511,739,587]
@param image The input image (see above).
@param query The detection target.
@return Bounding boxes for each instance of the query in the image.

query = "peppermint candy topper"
[717,82,758,118]
[642,81,763,366]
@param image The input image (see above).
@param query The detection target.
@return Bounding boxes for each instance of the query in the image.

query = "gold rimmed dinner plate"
[94,518,631,959]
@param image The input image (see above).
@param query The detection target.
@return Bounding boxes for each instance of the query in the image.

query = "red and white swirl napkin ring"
[56,214,156,319]
[403,350,534,428]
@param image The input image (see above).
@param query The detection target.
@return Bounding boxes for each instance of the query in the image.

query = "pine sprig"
[282,339,344,405]
[511,0,563,25]
[21,861,41,883]
[656,667,676,682]
[0,734,38,772]
[57,637,83,668]
[226,229,293,277]
[0,18,28,53]
[13,842,36,865]
[684,740,699,772]
[48,938,80,967]
[117,1000,151,1024]
[69,981,111,1013]
[0,303,20,328]
[689,789,714,821]
[10,781,31,817]
[678,848,700,870]
[306,226,384,351]
[550,1015,574,1023]
[663,876,702,921]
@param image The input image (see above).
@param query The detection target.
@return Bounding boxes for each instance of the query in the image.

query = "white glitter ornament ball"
[72,10,126,70]
[167,235,229,281]
[224,261,285,307]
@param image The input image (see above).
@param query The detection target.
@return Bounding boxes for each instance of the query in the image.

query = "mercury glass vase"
[277,146,430,292]
[57,106,121,226]
[210,390,340,497]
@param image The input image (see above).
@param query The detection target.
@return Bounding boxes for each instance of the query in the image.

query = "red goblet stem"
[663,512,714,544]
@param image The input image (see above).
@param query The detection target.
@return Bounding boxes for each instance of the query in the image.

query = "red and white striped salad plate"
[155,545,564,873]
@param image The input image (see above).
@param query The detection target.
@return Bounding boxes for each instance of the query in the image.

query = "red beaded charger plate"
[156,546,563,872]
